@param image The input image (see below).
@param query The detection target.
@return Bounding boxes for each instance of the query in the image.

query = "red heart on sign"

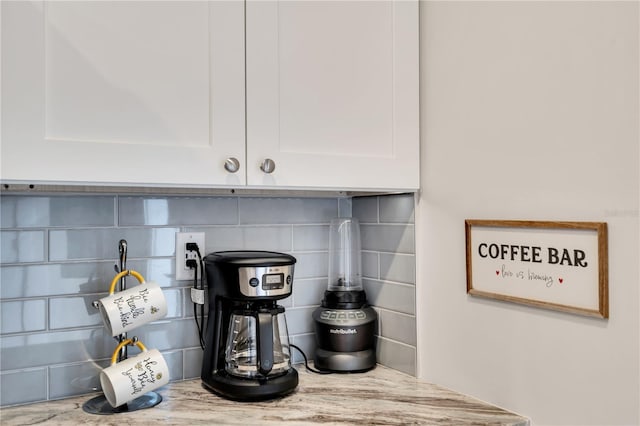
[559,278,564,284]
[496,270,500,276]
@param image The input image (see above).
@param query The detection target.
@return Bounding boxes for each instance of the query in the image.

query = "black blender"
[312,218,378,372]
[201,251,298,400]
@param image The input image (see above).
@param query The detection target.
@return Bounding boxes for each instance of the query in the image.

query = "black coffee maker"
[201,251,298,400]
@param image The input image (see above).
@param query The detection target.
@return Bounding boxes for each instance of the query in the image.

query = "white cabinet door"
[1,1,245,187]
[246,1,419,191]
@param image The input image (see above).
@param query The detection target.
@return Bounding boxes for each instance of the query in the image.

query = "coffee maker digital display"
[201,251,298,401]
[262,273,284,289]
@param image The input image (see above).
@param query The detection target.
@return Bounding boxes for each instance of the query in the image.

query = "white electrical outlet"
[175,232,205,281]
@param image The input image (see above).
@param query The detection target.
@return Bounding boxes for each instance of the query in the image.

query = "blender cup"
[327,218,363,292]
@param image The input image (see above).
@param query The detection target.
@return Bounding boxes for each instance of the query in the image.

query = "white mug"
[98,270,167,337]
[100,339,170,408]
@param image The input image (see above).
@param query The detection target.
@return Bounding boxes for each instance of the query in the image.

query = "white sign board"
[465,220,608,318]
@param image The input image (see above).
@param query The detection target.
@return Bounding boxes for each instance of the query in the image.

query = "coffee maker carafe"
[201,251,298,400]
[225,305,291,378]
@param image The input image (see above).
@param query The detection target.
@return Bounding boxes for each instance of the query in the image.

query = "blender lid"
[205,250,296,267]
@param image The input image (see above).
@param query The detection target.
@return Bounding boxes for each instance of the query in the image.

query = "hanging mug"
[100,339,170,408]
[97,270,168,337]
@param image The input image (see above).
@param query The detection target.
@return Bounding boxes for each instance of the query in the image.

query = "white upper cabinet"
[245,1,419,191]
[1,1,246,186]
[2,1,418,191]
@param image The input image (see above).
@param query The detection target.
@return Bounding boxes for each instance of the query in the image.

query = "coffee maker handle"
[257,312,274,376]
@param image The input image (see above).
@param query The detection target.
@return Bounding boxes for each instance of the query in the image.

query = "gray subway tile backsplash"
[291,252,329,279]
[292,278,327,307]
[48,296,105,330]
[377,309,417,347]
[352,196,379,223]
[1,230,46,263]
[123,318,202,353]
[337,197,352,218]
[48,360,109,400]
[2,262,119,299]
[238,197,338,224]
[363,279,416,315]
[119,196,238,226]
[0,192,416,407]
[224,225,292,252]
[1,328,115,371]
[196,225,292,252]
[285,306,317,335]
[1,299,47,334]
[163,288,185,319]
[0,259,179,301]
[360,224,415,254]
[183,347,204,379]
[1,195,115,229]
[162,350,185,387]
[353,194,417,375]
[379,193,415,224]
[379,253,416,285]
[49,227,179,261]
[377,337,417,376]
[124,258,178,288]
[291,333,317,365]
[292,225,330,251]
[0,368,48,406]
[362,251,379,279]
[47,288,183,331]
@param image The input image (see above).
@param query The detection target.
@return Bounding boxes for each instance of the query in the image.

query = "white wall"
[416,2,639,425]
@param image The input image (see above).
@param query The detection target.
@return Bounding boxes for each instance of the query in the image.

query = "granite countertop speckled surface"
[0,365,529,425]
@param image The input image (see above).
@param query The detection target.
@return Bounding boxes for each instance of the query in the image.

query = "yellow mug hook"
[110,339,148,365]
[108,270,145,295]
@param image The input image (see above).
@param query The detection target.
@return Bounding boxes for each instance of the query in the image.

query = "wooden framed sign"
[465,220,608,318]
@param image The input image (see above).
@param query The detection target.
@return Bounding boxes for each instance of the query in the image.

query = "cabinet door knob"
[224,157,240,173]
[260,158,276,174]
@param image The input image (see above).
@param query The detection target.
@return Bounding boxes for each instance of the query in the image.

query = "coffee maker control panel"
[238,265,294,298]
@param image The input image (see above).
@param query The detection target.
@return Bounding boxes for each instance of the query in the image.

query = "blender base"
[314,347,376,372]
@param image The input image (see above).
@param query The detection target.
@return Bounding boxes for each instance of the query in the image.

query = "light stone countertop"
[0,365,529,425]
